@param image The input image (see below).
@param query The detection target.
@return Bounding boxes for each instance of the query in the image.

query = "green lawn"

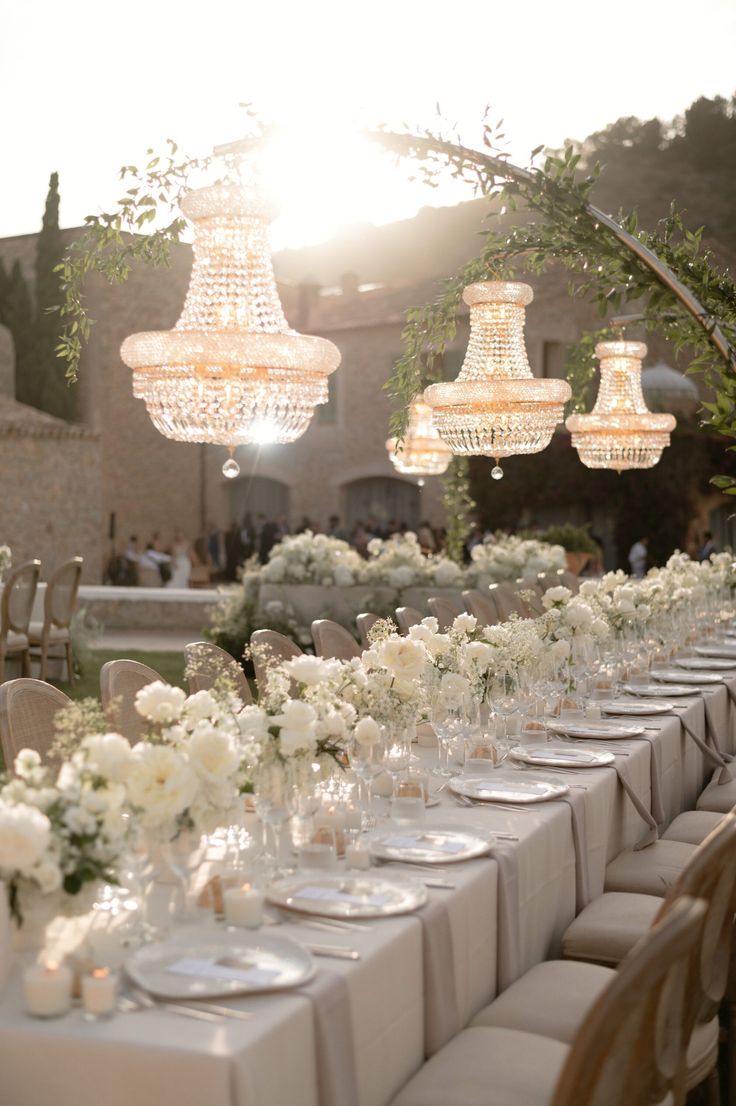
[53,650,186,701]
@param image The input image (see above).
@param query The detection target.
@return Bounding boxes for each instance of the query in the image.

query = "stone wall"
[0,432,102,581]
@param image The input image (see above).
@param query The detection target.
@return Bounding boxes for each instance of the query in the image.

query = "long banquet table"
[0,678,734,1106]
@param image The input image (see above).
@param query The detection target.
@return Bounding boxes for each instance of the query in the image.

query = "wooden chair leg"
[705,1065,721,1106]
[40,633,48,682]
[21,648,31,677]
[65,641,74,687]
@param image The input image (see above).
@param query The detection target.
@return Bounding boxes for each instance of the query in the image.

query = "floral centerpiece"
[261,532,365,587]
[362,532,463,590]
[0,743,129,929]
[467,533,566,587]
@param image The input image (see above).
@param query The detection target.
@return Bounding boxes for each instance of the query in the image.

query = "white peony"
[0,801,51,876]
[126,745,198,827]
[354,717,382,745]
[375,637,429,684]
[135,682,187,724]
[237,705,271,741]
[434,560,463,587]
[272,700,318,757]
[453,613,477,634]
[83,733,134,783]
[188,726,240,785]
[464,640,495,667]
[387,565,416,590]
[564,601,594,630]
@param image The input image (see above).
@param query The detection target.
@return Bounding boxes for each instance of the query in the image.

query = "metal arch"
[368,132,735,370]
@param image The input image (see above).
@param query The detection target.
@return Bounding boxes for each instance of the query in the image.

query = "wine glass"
[430,691,478,777]
[350,732,386,829]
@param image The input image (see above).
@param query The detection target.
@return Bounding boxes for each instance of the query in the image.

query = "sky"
[2,0,736,249]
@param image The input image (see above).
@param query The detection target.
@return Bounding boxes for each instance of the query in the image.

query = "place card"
[381,835,467,854]
[295,885,393,907]
[166,957,281,986]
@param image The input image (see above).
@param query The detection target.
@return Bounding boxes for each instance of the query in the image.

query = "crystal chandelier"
[423,281,571,479]
[120,183,341,478]
[385,398,453,481]
[565,340,676,472]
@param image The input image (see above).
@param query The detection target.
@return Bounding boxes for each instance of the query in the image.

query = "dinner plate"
[510,744,614,768]
[676,656,736,671]
[449,775,569,804]
[268,872,427,918]
[370,824,495,864]
[125,933,315,999]
[653,669,724,685]
[696,645,736,659]
[622,682,695,698]
[598,699,674,716]
[547,719,645,740]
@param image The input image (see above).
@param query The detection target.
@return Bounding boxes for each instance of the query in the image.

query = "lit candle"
[315,805,345,832]
[223,884,265,929]
[82,968,117,1018]
[23,960,73,1018]
[345,844,371,870]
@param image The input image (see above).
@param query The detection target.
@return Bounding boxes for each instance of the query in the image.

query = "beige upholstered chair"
[390,896,705,1106]
[0,678,71,766]
[480,815,736,1105]
[462,589,500,628]
[537,570,565,592]
[250,629,303,697]
[311,619,361,661]
[28,556,83,684]
[488,584,527,621]
[356,613,380,649]
[100,659,166,744]
[427,595,464,631]
[184,641,253,705]
[395,607,422,635]
[0,559,41,683]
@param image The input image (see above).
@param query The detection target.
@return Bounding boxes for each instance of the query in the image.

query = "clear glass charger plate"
[267,872,427,918]
[510,744,614,768]
[653,669,723,685]
[370,824,495,864]
[676,657,736,671]
[125,933,315,999]
[622,682,695,698]
[598,699,674,716]
[449,774,569,804]
[547,719,644,740]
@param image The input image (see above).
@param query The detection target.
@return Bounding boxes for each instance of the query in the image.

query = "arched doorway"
[344,476,421,532]
[228,475,290,526]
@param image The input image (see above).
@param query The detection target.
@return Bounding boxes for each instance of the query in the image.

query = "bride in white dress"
[167,532,192,588]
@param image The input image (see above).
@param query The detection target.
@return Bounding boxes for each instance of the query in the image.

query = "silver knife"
[304,943,361,960]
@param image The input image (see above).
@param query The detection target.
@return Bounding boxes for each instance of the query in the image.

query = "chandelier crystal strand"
[565,340,676,472]
[120,184,341,477]
[385,399,453,478]
[422,282,571,479]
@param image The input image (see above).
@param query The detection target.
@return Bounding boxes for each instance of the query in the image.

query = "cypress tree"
[35,173,74,420]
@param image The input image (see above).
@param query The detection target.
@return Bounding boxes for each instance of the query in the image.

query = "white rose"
[0,802,51,875]
[375,637,429,682]
[273,700,318,757]
[281,655,341,687]
[237,706,271,740]
[188,726,240,784]
[434,560,462,587]
[388,565,416,590]
[464,640,495,667]
[126,744,198,827]
[184,690,219,724]
[83,733,134,783]
[32,859,63,895]
[591,618,609,639]
[578,580,598,598]
[565,601,594,630]
[135,682,187,724]
[542,586,572,609]
[453,613,477,634]
[333,565,354,587]
[354,717,382,745]
[14,749,42,780]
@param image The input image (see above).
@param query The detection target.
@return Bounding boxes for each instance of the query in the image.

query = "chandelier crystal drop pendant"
[422,282,571,479]
[386,399,453,481]
[565,340,676,472]
[120,183,341,478]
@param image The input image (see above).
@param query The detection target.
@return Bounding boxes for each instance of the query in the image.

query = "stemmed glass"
[253,769,298,877]
[350,732,386,829]
[382,723,414,792]
[430,691,478,777]
[487,669,521,749]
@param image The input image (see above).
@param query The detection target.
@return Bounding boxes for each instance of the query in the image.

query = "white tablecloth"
[0,678,733,1106]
